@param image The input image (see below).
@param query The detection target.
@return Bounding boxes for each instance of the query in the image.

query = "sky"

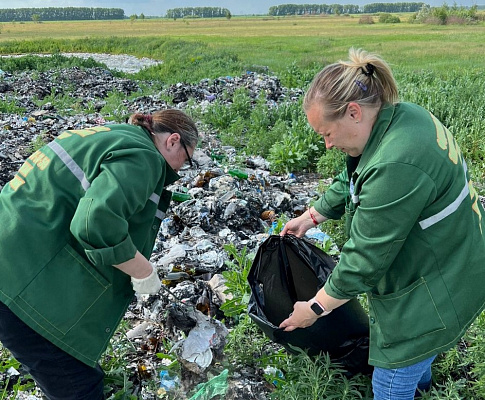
[0,0,479,17]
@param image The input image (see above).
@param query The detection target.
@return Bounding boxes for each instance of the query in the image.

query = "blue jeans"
[372,355,436,400]
[0,301,105,400]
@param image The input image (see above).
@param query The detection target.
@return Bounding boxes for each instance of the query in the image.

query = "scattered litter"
[173,310,228,374]
[189,369,229,400]
[159,369,180,394]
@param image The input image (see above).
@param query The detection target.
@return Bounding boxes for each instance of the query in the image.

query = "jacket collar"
[164,162,181,186]
[355,104,396,176]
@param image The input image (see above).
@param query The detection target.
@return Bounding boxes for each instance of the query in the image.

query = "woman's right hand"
[131,263,161,295]
[280,211,316,237]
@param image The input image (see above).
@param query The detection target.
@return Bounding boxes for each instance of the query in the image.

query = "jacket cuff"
[85,236,137,266]
[314,194,344,220]
[323,278,353,300]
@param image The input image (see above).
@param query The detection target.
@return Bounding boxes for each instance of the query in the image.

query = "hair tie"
[355,80,367,92]
[144,114,153,125]
[361,63,375,77]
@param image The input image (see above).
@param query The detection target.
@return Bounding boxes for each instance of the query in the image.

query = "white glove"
[131,263,161,295]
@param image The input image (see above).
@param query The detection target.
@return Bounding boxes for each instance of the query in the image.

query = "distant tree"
[139,13,145,20]
[31,14,40,23]
[226,10,232,19]
[130,14,137,22]
[165,7,231,19]
[332,4,342,15]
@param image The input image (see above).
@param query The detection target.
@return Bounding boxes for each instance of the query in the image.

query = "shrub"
[316,148,346,178]
[378,13,401,23]
[267,114,323,174]
[219,244,254,317]
[446,15,469,24]
[412,3,480,25]
[432,5,449,24]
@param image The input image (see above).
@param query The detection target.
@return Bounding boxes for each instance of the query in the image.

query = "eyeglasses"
[180,140,194,168]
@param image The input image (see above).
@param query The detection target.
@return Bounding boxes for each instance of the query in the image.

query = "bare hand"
[280,214,314,237]
[279,301,318,332]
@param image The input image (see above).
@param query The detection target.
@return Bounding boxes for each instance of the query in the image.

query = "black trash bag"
[247,234,373,376]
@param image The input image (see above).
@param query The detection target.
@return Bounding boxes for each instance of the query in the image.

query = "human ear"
[347,102,362,121]
[167,132,181,148]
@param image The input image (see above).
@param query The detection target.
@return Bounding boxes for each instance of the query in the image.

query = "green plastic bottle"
[228,169,248,179]
[171,191,191,202]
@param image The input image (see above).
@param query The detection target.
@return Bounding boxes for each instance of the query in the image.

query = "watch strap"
[310,298,332,317]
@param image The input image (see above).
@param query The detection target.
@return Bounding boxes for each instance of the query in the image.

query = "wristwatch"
[309,298,332,317]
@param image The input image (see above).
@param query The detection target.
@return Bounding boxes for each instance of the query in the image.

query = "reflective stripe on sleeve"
[47,141,91,191]
[419,160,469,230]
[149,193,160,204]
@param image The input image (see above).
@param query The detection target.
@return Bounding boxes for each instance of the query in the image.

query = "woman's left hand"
[279,301,318,332]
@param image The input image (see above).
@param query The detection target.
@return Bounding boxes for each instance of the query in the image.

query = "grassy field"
[1,15,485,74]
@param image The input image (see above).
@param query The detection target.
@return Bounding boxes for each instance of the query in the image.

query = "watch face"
[310,301,324,315]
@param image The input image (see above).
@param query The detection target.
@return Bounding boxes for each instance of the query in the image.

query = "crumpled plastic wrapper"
[172,310,228,374]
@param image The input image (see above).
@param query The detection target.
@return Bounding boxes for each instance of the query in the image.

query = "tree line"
[363,2,425,13]
[0,7,125,22]
[165,7,231,19]
[0,3,454,21]
[269,2,426,15]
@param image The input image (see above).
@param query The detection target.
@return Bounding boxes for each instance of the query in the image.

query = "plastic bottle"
[159,370,180,393]
[171,191,191,202]
[228,169,248,179]
[263,366,284,387]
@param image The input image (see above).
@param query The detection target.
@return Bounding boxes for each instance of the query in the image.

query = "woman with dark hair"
[0,109,198,399]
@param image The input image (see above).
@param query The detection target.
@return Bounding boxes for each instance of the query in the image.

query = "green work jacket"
[0,124,179,367]
[314,103,485,369]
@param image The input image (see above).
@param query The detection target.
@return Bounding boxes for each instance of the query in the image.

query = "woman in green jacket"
[279,48,485,399]
[0,109,198,399]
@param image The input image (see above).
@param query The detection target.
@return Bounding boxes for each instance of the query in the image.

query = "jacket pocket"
[369,277,445,347]
[19,243,110,336]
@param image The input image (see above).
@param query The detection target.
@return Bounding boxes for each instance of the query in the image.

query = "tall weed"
[270,349,372,400]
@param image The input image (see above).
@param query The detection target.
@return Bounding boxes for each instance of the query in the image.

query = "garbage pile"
[123,152,323,399]
[167,74,304,105]
[0,61,323,399]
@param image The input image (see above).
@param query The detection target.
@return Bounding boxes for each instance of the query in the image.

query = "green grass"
[1,16,485,75]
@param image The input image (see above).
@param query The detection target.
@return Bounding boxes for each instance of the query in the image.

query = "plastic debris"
[159,369,180,394]
[7,366,20,376]
[263,366,284,387]
[304,227,331,242]
[188,369,229,400]
[174,310,228,374]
